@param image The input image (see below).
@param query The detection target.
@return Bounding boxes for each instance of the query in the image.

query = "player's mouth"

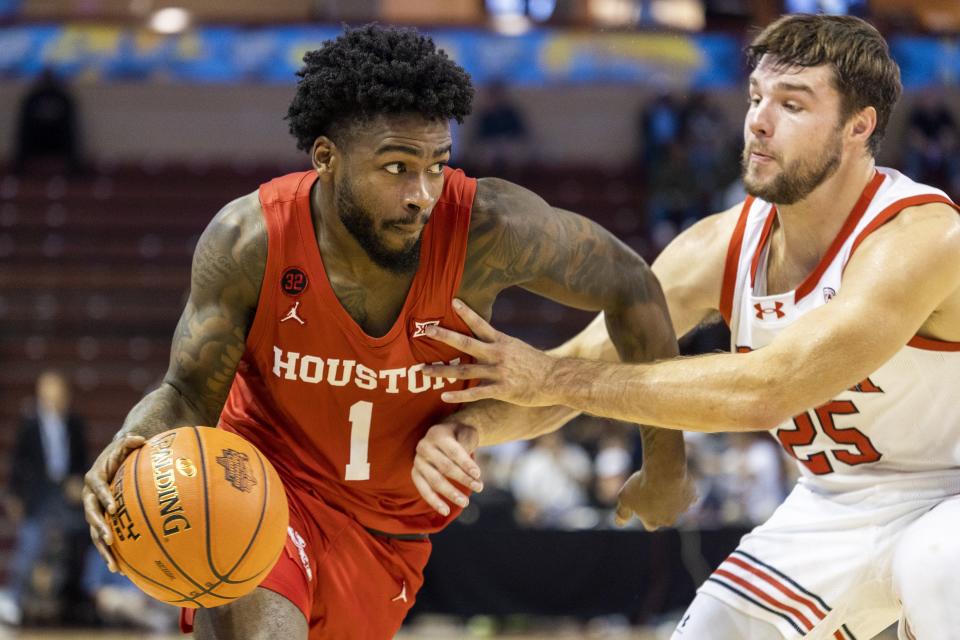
[388,221,422,235]
[748,147,776,163]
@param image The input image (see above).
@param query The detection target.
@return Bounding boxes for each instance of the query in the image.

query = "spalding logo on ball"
[107,426,289,608]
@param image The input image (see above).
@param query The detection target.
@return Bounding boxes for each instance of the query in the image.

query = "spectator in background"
[681,92,741,211]
[903,90,960,196]
[471,78,532,172]
[510,432,592,528]
[0,370,89,626]
[647,141,700,247]
[12,68,82,174]
[82,547,177,633]
[593,434,633,525]
[717,432,789,526]
[638,92,682,164]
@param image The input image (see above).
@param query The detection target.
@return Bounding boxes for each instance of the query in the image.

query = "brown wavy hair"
[747,14,901,156]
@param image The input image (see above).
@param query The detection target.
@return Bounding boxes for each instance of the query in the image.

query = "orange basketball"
[105,426,289,608]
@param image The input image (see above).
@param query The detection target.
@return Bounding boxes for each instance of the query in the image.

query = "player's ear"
[849,106,876,146]
[312,137,337,176]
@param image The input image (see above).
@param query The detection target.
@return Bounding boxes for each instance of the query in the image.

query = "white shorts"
[697,480,957,640]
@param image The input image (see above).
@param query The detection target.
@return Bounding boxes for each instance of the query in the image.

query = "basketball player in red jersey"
[80,25,694,640]
[414,15,960,640]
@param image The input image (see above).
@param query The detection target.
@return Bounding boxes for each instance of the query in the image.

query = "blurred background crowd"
[0,0,958,636]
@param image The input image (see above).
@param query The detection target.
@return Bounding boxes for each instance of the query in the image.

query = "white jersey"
[721,167,960,493]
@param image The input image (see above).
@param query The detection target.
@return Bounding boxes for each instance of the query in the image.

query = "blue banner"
[0,24,957,88]
[0,24,740,87]
[889,36,960,88]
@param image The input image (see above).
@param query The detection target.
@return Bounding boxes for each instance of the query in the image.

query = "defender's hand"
[614,467,697,531]
[412,422,483,516]
[423,299,557,407]
[82,434,146,572]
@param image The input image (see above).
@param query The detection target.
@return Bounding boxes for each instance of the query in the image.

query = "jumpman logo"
[281,301,306,325]
[391,581,408,603]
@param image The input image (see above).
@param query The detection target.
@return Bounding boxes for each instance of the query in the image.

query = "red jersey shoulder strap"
[417,167,477,301]
[846,192,960,352]
[245,171,317,353]
[848,193,958,258]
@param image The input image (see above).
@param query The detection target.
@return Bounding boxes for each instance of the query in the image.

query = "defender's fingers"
[423,363,499,381]
[423,325,491,358]
[411,467,451,516]
[451,299,499,342]
[439,385,496,404]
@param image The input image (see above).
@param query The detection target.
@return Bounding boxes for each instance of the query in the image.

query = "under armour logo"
[412,320,440,337]
[391,581,408,603]
[754,302,785,319]
[281,301,306,325]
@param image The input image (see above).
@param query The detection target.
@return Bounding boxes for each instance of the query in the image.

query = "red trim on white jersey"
[907,335,960,351]
[845,192,960,352]
[749,207,778,288]
[793,170,885,302]
[720,197,754,326]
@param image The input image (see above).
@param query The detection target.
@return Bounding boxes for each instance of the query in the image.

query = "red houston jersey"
[219,167,477,534]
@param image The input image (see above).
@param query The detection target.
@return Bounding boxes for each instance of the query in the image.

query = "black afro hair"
[286,23,474,153]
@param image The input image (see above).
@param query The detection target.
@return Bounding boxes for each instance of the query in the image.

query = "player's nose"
[403,174,435,214]
[747,102,774,138]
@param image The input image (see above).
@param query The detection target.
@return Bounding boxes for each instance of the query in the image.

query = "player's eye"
[784,102,802,113]
[427,162,446,175]
[384,163,405,175]
[748,96,761,107]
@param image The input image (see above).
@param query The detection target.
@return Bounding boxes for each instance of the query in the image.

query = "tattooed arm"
[82,192,266,570]
[456,178,684,447]
[413,178,694,528]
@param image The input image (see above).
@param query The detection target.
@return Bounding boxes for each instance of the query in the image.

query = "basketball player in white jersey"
[411,14,960,640]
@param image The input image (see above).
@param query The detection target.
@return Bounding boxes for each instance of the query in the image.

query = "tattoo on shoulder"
[168,194,267,421]
[462,178,652,305]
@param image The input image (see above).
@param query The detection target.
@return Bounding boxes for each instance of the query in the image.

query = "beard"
[741,132,843,205]
[336,177,424,275]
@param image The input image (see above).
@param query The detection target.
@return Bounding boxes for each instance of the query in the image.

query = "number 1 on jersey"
[345,401,372,481]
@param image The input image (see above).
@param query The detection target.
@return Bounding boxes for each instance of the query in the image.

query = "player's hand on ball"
[82,434,146,572]
[412,422,483,516]
[614,467,697,531]
[422,299,558,407]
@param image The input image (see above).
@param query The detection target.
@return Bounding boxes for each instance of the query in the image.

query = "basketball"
[105,426,289,608]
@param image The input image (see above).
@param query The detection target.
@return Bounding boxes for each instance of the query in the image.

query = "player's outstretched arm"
[456,178,683,443]
[416,178,694,527]
[83,193,266,571]
[425,202,960,433]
